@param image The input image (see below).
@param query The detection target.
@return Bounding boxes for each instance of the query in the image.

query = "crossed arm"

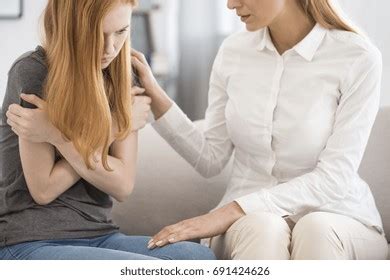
[7,93,141,205]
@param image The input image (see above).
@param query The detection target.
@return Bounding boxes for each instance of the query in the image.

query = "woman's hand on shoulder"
[6,93,63,145]
[131,49,174,120]
[131,49,165,98]
[131,86,151,132]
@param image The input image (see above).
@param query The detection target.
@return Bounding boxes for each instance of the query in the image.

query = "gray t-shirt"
[0,46,119,247]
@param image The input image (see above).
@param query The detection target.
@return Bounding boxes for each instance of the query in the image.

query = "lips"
[240,15,250,22]
[102,57,113,62]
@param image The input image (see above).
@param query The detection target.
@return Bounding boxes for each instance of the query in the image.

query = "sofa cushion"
[359,107,390,242]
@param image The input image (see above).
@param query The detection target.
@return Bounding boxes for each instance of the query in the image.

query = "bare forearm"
[45,159,81,201]
[19,139,80,205]
[53,138,135,201]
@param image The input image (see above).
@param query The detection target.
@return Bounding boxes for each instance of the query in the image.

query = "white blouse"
[152,23,384,233]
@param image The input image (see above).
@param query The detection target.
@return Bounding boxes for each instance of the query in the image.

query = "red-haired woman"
[0,0,215,260]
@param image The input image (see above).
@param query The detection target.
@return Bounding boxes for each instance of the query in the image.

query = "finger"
[143,96,152,105]
[6,118,19,129]
[131,86,146,96]
[8,104,28,118]
[131,55,151,77]
[131,49,149,65]
[131,56,146,73]
[156,230,189,248]
[148,224,184,249]
[167,233,181,244]
[148,230,170,249]
[6,110,22,124]
[134,96,151,105]
[154,237,171,248]
[166,230,193,244]
[20,93,45,109]
[148,228,174,249]
[6,112,30,131]
[11,126,21,137]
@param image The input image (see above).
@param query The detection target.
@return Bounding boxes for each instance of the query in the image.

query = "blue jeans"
[0,232,215,260]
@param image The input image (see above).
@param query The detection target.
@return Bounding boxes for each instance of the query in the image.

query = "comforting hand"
[6,93,62,145]
[131,86,152,131]
[148,202,245,249]
[131,49,164,98]
[131,49,173,120]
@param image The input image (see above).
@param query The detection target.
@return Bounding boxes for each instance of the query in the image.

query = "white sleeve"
[152,44,234,178]
[235,50,383,216]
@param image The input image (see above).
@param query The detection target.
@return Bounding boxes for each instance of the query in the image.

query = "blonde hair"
[42,0,137,171]
[299,0,357,33]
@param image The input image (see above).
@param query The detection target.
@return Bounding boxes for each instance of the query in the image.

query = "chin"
[245,23,266,32]
[101,63,110,69]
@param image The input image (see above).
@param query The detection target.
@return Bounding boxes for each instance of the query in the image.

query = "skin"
[8,0,317,248]
[101,2,132,69]
[227,0,315,54]
[6,2,151,205]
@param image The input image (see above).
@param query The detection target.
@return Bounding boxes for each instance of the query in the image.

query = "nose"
[103,35,115,56]
[227,0,242,10]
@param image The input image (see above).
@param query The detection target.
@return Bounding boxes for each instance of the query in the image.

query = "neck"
[268,0,315,55]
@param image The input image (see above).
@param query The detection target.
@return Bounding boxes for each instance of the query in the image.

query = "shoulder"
[3,46,48,109]
[7,46,48,102]
[9,46,48,88]
[328,30,383,96]
[215,29,262,70]
[327,29,382,66]
[220,29,261,52]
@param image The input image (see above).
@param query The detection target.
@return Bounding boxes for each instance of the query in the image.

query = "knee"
[230,212,290,237]
[291,212,344,259]
[222,212,291,260]
[164,241,216,260]
[292,212,336,240]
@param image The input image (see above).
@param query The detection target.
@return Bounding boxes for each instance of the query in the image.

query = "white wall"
[0,0,47,103]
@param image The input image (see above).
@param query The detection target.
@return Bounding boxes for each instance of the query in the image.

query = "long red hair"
[42,0,137,170]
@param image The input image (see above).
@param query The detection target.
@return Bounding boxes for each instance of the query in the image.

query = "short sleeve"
[2,56,47,113]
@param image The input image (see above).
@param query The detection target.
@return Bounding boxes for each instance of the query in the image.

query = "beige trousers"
[209,212,388,260]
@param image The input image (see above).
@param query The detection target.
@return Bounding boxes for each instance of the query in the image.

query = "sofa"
[112,107,390,260]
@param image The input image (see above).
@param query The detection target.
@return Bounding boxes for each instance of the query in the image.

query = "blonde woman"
[130,0,387,259]
[6,0,389,260]
[0,0,215,260]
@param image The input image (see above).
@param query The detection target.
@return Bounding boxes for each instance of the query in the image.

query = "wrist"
[217,202,245,225]
[228,201,246,221]
[49,127,67,147]
[150,89,173,120]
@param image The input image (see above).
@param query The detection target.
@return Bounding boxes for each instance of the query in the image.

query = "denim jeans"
[0,232,216,260]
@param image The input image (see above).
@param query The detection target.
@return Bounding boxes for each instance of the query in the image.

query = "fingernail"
[147,242,154,249]
[168,238,175,243]
[155,240,162,246]
[148,238,154,244]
